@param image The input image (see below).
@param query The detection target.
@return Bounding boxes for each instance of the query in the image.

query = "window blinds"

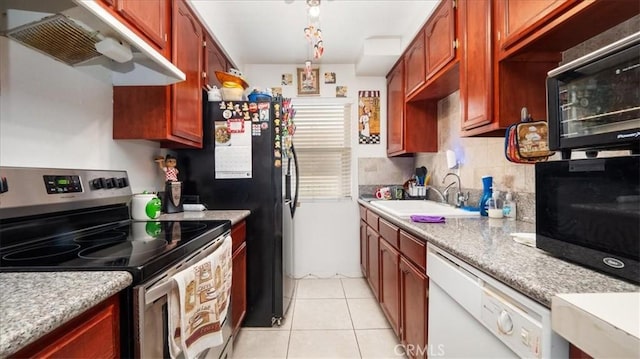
[292,103,351,200]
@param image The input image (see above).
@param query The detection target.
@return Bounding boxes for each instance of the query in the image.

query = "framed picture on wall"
[296,68,320,96]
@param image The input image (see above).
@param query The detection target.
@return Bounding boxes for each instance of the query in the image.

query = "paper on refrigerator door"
[215,120,252,179]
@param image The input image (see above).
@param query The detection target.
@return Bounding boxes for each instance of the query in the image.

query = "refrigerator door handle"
[291,144,299,218]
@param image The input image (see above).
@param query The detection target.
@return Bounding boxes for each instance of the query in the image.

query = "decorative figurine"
[155,154,179,182]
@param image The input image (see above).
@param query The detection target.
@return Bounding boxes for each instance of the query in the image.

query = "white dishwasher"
[427,244,568,358]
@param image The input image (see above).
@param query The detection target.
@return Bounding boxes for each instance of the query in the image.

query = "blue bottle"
[479,176,493,216]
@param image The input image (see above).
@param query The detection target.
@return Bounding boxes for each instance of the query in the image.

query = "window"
[292,102,351,200]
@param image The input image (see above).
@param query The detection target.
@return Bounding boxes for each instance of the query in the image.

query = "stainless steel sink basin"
[369,200,480,218]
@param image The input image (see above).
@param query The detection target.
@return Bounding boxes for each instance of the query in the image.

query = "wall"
[0,38,165,193]
[244,64,388,278]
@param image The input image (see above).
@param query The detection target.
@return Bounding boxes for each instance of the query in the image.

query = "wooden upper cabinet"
[387,61,405,155]
[117,0,169,51]
[112,0,204,148]
[171,0,203,143]
[496,0,574,51]
[204,33,230,89]
[424,0,456,80]
[459,0,493,131]
[404,30,426,96]
[97,0,171,59]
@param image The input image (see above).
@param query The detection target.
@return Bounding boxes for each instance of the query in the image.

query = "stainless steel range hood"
[1,0,185,86]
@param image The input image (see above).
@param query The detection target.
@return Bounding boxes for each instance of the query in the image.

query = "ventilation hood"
[1,0,185,86]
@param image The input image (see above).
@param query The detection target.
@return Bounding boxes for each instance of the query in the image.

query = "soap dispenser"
[479,176,493,216]
[503,192,517,220]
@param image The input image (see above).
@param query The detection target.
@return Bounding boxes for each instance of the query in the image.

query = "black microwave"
[535,156,639,283]
[546,32,640,158]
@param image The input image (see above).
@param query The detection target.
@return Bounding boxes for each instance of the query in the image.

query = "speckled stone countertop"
[159,209,250,225]
[359,199,639,307]
[0,271,132,358]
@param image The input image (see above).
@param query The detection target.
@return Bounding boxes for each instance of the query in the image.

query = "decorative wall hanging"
[324,72,336,84]
[281,73,293,85]
[336,86,347,98]
[304,0,323,60]
[297,67,320,96]
[358,90,381,144]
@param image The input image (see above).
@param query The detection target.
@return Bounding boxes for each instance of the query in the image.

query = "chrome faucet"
[442,172,469,208]
[425,185,447,203]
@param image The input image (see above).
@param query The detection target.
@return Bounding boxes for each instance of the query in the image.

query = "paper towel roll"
[446,150,457,169]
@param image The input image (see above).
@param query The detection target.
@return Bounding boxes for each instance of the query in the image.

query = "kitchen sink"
[369,200,480,218]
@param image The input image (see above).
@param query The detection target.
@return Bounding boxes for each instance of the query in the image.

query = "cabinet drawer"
[231,220,246,253]
[359,205,367,221]
[379,219,399,249]
[366,210,380,231]
[399,230,426,272]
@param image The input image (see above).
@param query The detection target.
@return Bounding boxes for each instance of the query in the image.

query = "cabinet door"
[231,241,247,335]
[404,30,426,95]
[386,61,404,155]
[204,33,229,89]
[17,295,120,359]
[400,257,428,359]
[117,0,169,52]
[497,0,574,50]
[379,239,401,337]
[172,0,203,143]
[424,0,456,79]
[360,219,368,277]
[366,226,380,300]
[459,0,493,130]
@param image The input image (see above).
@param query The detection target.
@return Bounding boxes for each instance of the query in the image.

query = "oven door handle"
[145,277,175,305]
[142,233,230,305]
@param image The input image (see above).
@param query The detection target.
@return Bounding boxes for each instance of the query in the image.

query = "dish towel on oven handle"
[168,235,232,359]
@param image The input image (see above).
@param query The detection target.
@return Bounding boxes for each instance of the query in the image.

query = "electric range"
[0,166,232,358]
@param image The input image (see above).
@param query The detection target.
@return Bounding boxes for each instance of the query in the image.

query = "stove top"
[0,219,231,283]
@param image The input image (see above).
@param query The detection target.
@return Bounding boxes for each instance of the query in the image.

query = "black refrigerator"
[176,97,298,327]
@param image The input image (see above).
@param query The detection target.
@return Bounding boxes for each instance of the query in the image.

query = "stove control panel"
[44,175,83,194]
[0,167,133,220]
[91,177,129,190]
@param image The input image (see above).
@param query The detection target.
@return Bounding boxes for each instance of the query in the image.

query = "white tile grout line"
[342,278,365,359]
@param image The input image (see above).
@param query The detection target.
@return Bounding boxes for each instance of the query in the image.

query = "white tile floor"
[232,278,405,359]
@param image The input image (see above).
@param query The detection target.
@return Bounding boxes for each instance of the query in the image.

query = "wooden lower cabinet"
[360,218,368,276]
[231,220,247,336]
[379,239,401,337]
[400,257,428,359]
[12,294,120,359]
[569,344,593,359]
[231,241,247,336]
[360,209,429,359]
[366,226,380,300]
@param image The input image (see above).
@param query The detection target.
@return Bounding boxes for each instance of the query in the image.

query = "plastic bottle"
[479,176,493,217]
[487,190,503,218]
[503,192,517,220]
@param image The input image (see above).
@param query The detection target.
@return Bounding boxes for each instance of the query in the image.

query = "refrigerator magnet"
[227,118,245,133]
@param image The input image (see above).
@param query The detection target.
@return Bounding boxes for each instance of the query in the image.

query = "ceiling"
[189,0,439,76]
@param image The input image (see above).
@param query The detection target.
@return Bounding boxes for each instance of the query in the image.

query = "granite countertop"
[359,199,639,307]
[0,271,132,358]
[159,209,250,225]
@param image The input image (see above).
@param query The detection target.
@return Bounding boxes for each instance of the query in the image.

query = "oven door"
[134,233,233,359]
[535,157,640,283]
